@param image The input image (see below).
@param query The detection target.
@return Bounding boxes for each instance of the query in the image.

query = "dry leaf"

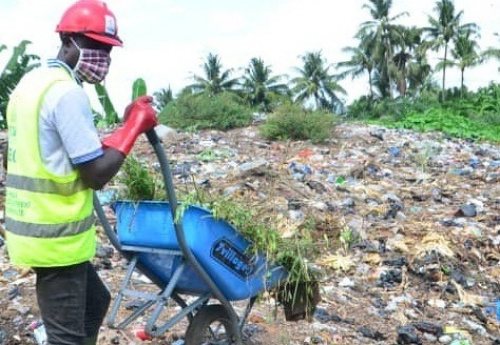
[317,254,356,272]
[362,252,381,265]
[389,238,411,253]
[415,233,454,258]
[451,280,487,306]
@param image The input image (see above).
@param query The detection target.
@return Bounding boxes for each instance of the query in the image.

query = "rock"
[237,158,268,173]
[154,124,178,141]
[358,325,386,341]
[396,325,421,344]
[438,334,453,344]
[454,203,477,217]
[411,321,443,337]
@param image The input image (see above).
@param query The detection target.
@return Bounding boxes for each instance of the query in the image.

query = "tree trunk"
[398,61,407,97]
[461,68,465,98]
[442,44,448,102]
[368,69,374,98]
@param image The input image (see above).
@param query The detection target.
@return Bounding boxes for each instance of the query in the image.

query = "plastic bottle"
[496,299,500,322]
[485,299,500,322]
[33,323,47,345]
[133,326,152,341]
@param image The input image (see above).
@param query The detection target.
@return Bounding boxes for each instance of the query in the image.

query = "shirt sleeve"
[52,84,104,165]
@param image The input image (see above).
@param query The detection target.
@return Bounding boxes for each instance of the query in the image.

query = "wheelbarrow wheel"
[185,304,239,344]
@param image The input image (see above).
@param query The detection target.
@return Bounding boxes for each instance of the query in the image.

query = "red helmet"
[56,0,122,47]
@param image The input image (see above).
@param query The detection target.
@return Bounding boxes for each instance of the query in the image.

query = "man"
[4,1,158,344]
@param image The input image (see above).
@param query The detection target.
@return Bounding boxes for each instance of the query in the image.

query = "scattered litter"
[2,123,500,343]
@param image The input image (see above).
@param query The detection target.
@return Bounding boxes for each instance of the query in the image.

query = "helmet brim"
[84,32,122,47]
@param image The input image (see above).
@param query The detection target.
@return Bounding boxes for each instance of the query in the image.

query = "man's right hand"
[102,95,158,155]
[123,95,158,134]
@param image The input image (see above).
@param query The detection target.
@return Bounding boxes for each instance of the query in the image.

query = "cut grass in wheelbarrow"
[114,154,322,322]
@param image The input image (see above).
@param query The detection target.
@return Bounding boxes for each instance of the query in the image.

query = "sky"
[1,0,500,114]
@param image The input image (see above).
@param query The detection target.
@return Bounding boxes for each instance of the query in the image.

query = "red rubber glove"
[102,95,158,155]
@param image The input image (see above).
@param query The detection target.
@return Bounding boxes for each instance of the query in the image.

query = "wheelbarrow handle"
[143,128,178,207]
[142,127,244,344]
[145,129,160,146]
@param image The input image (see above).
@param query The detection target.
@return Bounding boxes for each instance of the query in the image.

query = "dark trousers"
[34,261,111,345]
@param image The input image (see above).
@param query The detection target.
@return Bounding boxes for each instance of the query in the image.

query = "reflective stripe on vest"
[7,173,87,195]
[6,214,95,238]
[5,65,95,267]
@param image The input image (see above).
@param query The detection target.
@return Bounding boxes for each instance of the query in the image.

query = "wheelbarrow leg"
[107,254,139,327]
[145,261,186,334]
[239,296,258,334]
[149,292,211,337]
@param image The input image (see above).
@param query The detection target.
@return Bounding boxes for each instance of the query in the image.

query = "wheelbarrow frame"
[93,130,273,344]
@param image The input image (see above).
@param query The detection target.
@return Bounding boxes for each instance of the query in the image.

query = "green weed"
[116,155,165,201]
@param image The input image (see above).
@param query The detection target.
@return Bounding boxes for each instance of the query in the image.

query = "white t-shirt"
[39,60,104,175]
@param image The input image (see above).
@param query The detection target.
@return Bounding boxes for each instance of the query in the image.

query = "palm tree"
[358,0,408,98]
[291,51,346,113]
[424,0,479,101]
[406,43,435,96]
[448,29,481,97]
[240,57,290,112]
[336,37,377,98]
[481,33,500,71]
[0,40,40,128]
[188,53,239,96]
[391,25,423,97]
[153,86,173,112]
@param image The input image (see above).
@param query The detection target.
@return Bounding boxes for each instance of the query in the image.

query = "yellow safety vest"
[5,66,95,267]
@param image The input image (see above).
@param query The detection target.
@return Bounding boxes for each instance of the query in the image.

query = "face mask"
[71,38,111,84]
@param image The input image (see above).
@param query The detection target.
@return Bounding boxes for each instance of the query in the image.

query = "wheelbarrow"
[93,129,287,344]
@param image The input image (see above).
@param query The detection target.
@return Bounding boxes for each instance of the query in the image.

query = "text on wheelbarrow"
[211,238,256,279]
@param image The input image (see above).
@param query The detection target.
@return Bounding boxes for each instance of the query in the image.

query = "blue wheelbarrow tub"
[112,200,287,301]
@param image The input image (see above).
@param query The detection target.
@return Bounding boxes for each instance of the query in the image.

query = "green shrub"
[461,83,500,120]
[347,95,440,121]
[344,96,376,120]
[259,103,335,143]
[158,91,252,131]
[379,107,500,142]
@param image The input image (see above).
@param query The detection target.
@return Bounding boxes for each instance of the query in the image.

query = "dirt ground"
[1,122,500,344]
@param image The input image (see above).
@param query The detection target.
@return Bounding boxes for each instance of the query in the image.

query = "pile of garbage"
[1,122,500,344]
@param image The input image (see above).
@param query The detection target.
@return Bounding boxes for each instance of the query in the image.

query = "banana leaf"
[94,83,119,124]
[132,78,147,100]
[0,40,40,129]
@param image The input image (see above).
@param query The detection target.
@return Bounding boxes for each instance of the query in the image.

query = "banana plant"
[94,77,148,126]
[0,40,40,128]
[94,83,119,125]
[132,78,147,100]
